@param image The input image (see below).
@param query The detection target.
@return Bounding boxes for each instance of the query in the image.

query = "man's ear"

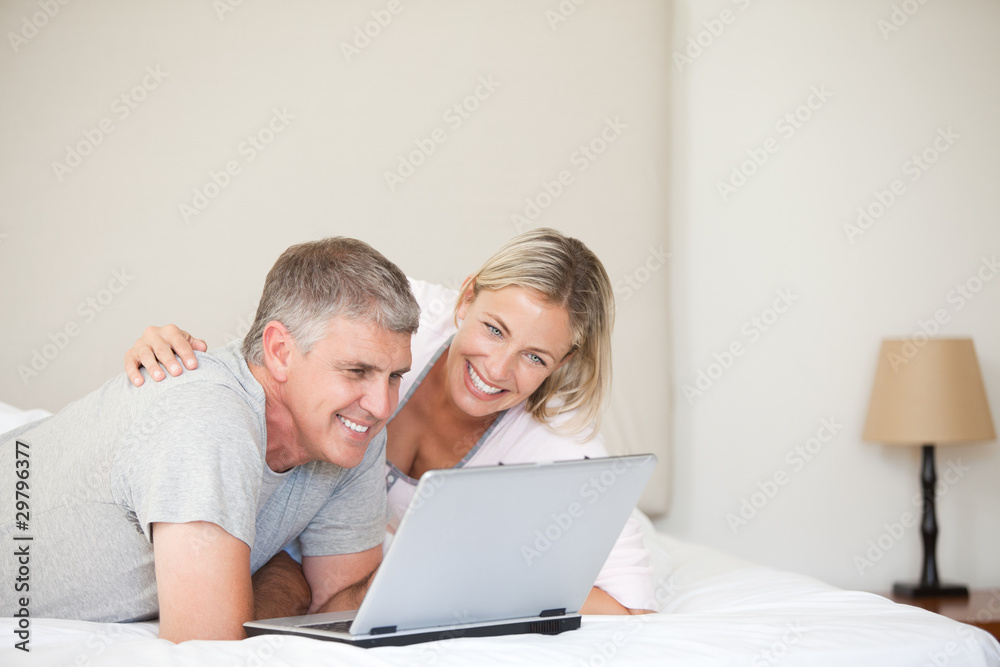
[261,321,294,383]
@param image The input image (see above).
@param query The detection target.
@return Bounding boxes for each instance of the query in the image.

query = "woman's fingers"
[124,348,149,386]
[125,324,207,384]
[144,325,199,374]
[164,328,205,370]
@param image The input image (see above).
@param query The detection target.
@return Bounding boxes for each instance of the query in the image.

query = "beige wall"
[662,0,1000,591]
[4,0,998,594]
[0,1,672,511]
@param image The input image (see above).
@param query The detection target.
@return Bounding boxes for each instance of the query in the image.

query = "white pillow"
[0,401,52,435]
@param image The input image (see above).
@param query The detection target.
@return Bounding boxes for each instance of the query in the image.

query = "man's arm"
[252,550,311,619]
[152,521,253,642]
[302,545,382,613]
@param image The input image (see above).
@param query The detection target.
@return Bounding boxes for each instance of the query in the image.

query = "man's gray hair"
[242,237,419,364]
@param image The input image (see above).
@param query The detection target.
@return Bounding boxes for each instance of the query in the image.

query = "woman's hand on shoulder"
[124,324,207,386]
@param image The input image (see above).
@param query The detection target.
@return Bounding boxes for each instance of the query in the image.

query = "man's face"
[281,316,412,469]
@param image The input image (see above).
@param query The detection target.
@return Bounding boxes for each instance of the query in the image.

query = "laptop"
[244,453,657,647]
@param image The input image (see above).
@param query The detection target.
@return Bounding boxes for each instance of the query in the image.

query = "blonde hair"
[455,228,614,437]
[243,237,419,364]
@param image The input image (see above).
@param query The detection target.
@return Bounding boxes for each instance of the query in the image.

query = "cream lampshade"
[863,338,995,598]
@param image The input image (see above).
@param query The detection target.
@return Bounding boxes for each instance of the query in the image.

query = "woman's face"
[446,285,574,419]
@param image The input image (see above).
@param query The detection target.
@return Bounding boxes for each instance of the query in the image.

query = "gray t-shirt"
[0,340,387,622]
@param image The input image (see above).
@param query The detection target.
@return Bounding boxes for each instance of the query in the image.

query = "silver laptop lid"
[351,454,657,635]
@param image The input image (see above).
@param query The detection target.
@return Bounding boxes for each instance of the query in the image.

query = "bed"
[2,404,999,666]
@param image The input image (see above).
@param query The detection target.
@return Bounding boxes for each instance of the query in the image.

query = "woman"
[125,228,654,614]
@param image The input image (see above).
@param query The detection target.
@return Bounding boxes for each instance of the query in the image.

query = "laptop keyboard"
[302,620,353,633]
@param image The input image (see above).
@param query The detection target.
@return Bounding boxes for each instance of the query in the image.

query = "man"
[0,238,418,642]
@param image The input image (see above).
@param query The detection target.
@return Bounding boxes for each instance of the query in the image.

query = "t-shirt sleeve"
[297,428,388,557]
[117,383,264,549]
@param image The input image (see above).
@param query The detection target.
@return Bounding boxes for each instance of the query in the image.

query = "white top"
[384,279,654,609]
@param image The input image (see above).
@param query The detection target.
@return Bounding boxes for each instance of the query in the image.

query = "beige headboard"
[0,0,671,515]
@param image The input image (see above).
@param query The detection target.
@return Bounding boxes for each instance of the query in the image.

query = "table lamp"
[862,338,995,598]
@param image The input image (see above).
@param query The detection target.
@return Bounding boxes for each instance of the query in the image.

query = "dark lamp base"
[892,582,969,598]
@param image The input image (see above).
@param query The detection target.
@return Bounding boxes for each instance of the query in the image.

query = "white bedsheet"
[2,512,998,667]
[3,403,999,666]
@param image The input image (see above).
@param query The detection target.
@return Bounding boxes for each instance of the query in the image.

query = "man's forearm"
[252,551,312,619]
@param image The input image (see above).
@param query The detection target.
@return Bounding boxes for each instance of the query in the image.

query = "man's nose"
[360,380,395,421]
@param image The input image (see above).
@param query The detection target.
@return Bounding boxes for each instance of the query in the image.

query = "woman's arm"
[581,586,653,615]
[124,324,207,386]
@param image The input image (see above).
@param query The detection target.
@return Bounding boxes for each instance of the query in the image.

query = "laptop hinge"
[540,608,566,617]
[370,625,397,635]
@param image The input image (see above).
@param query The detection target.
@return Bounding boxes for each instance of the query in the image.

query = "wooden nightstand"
[885,589,1000,641]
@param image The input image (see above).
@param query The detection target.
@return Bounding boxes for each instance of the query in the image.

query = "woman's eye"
[526,353,545,366]
[486,324,502,337]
